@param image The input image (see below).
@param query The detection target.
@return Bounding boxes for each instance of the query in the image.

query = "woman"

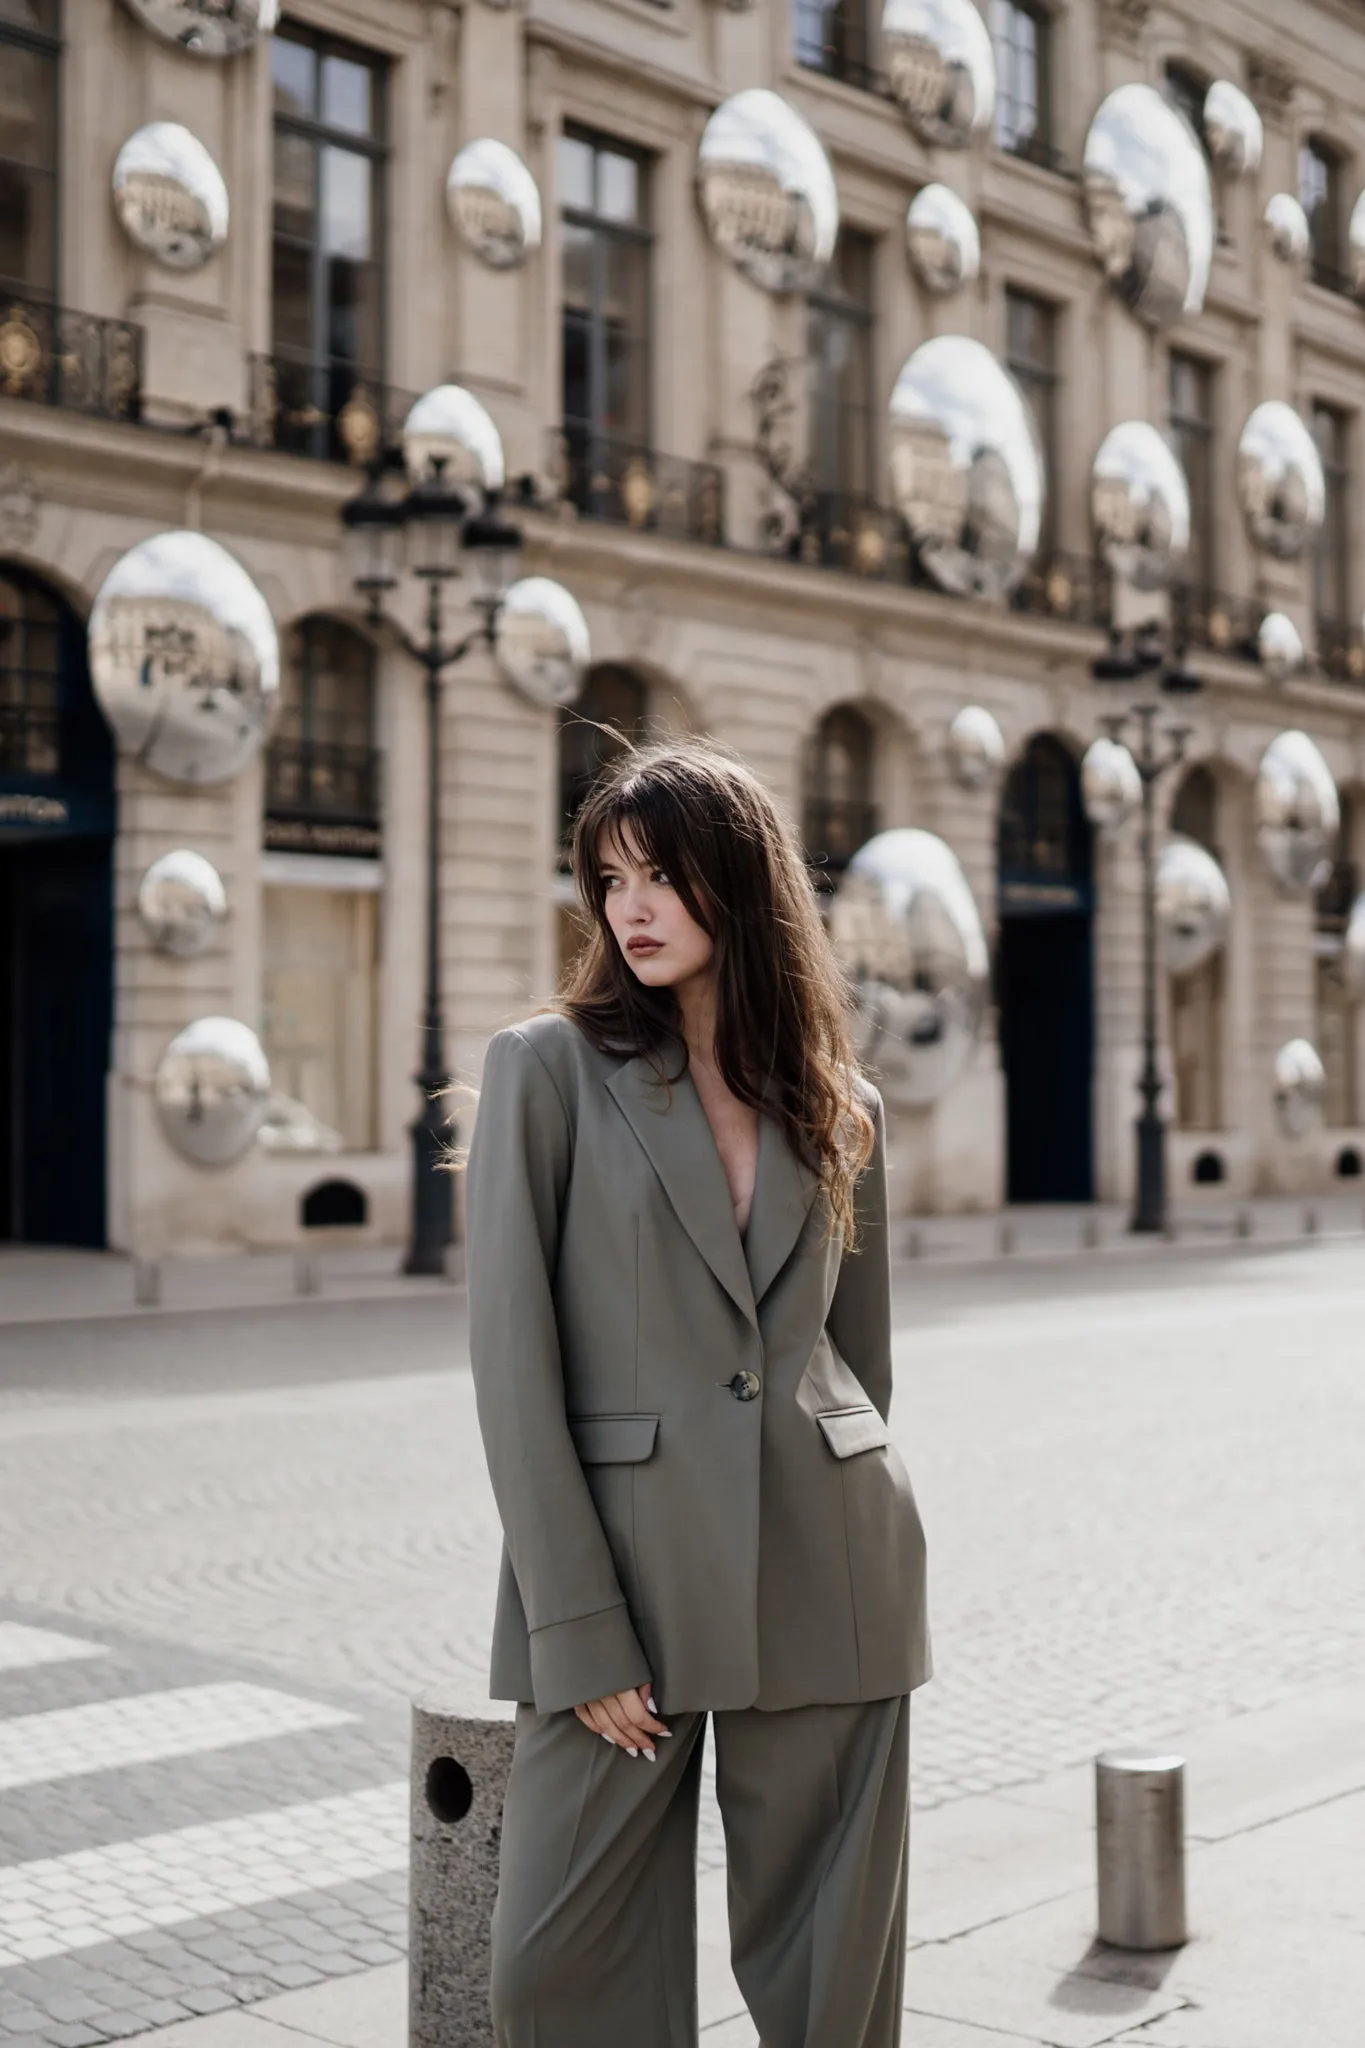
[465,738,930,2048]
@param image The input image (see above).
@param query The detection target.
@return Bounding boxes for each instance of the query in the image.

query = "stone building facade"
[2,0,1365,1254]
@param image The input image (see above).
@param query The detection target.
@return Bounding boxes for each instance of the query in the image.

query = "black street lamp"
[1093,626,1204,1235]
[342,449,523,1276]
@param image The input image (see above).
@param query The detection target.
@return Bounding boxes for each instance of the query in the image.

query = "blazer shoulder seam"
[506,1025,576,1135]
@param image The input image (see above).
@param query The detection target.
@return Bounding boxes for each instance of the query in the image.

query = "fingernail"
[647,1697,658,1713]
[659,1729,673,1738]
[643,1747,657,1762]
[627,1746,639,1758]
[601,1733,613,1744]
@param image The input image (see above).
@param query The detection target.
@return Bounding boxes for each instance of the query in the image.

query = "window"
[1164,62,1210,157]
[795,0,875,91]
[804,705,878,888]
[0,569,60,776]
[558,664,649,859]
[808,233,876,502]
[1005,289,1058,552]
[1300,137,1344,290]
[1312,403,1351,629]
[992,1,1052,164]
[271,24,387,454]
[262,618,381,1152]
[1316,794,1358,1128]
[1169,766,1224,1132]
[1169,353,1216,598]
[560,131,651,468]
[265,618,380,858]
[0,0,60,299]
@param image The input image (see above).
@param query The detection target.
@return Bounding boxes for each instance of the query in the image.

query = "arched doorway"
[0,565,115,1245]
[802,703,880,896]
[996,733,1095,1203]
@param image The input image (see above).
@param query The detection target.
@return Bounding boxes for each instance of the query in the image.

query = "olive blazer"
[464,1011,931,1717]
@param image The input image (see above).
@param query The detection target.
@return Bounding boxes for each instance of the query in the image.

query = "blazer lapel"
[745,1102,822,1308]
[605,1054,758,1329]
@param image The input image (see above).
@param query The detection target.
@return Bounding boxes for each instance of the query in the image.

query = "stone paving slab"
[0,1612,409,2045]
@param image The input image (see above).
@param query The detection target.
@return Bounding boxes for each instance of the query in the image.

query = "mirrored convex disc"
[118,0,278,57]
[1082,84,1214,328]
[155,1017,272,1166]
[113,123,229,271]
[696,89,839,294]
[89,531,279,786]
[446,139,542,270]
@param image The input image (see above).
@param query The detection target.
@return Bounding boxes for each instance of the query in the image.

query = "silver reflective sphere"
[1203,80,1263,178]
[154,1017,272,1167]
[494,578,590,708]
[888,336,1044,601]
[1082,84,1214,328]
[1255,730,1340,891]
[118,0,277,56]
[89,531,279,786]
[1343,894,1365,1001]
[947,705,1005,790]
[1158,835,1230,976]
[695,89,839,294]
[1348,190,1365,303]
[882,0,995,149]
[906,183,980,295]
[257,1093,344,1155]
[1273,1038,1325,1140]
[112,123,229,271]
[1258,611,1304,685]
[1081,737,1142,833]
[401,384,506,493]
[1091,420,1191,591]
[1264,191,1310,265]
[830,828,989,1109]
[137,850,228,959]
[446,139,543,271]
[1237,402,1325,561]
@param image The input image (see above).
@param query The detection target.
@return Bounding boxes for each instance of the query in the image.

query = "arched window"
[0,1,60,303]
[0,569,61,777]
[265,616,379,859]
[558,664,649,862]
[1169,765,1225,1132]
[804,704,878,888]
[1316,792,1358,1127]
[997,734,1089,894]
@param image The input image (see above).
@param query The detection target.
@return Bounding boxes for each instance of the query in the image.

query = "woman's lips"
[627,938,663,954]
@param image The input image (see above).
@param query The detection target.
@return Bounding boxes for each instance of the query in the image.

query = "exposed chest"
[688,1069,761,1237]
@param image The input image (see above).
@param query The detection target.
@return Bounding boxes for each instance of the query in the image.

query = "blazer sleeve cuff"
[528,1604,652,1715]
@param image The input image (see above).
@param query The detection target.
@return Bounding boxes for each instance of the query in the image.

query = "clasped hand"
[574,1682,671,1760]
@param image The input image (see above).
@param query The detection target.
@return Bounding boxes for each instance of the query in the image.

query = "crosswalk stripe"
[0,1623,109,1673]
[0,1780,408,1967]
[0,1682,356,1792]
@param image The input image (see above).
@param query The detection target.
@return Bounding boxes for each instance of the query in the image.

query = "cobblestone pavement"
[1,1239,1364,2037]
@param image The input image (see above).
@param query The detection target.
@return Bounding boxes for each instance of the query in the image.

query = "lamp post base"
[403,1094,455,1276]
[1130,1110,1167,1235]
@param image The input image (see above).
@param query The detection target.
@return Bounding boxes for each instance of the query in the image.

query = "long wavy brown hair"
[559,737,876,1243]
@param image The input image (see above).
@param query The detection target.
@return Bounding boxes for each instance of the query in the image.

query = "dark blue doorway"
[996,735,1095,1205]
[0,567,115,1246]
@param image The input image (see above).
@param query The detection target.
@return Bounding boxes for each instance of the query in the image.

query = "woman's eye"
[652,870,671,887]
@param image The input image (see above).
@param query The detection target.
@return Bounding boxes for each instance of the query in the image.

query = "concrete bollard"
[410,1697,516,2048]
[1095,1750,1188,1952]
[997,1220,1015,1256]
[133,1259,161,1308]
[1303,1204,1319,1237]
[1081,1214,1100,1251]
[294,1252,319,1298]
[1235,1208,1253,1239]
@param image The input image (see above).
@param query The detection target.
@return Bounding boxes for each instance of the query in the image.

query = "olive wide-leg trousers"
[490,1694,910,2048]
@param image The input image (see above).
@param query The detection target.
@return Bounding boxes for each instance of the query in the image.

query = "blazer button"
[729,1370,762,1402]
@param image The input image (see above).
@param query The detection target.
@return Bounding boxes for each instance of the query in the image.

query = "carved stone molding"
[1097,0,1151,51]
[1247,50,1296,126]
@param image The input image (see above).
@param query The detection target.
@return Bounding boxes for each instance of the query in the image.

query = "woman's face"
[599,823,714,991]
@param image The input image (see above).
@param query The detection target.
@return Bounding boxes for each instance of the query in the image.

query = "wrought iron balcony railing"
[1171,584,1264,662]
[1316,856,1359,929]
[246,355,416,467]
[1309,256,1355,297]
[0,700,61,778]
[0,296,141,422]
[264,738,381,858]
[547,428,725,547]
[1317,615,1365,686]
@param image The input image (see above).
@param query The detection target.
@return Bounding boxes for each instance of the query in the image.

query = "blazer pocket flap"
[569,1413,660,1464]
[816,1405,890,1459]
